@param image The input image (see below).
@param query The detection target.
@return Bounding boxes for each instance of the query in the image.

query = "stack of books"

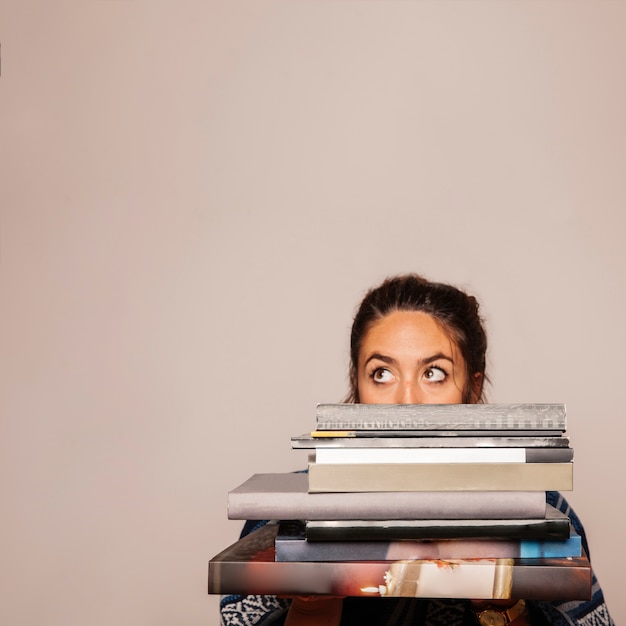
[208,403,592,601]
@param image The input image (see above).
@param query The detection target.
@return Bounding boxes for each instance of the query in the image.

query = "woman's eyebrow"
[363,353,396,367]
[363,352,454,367]
[419,353,454,366]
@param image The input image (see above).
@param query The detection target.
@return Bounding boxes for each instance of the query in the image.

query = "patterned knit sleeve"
[219,520,291,626]
[529,492,614,626]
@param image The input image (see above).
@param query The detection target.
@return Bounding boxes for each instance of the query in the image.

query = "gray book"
[227,472,548,520]
[316,403,566,431]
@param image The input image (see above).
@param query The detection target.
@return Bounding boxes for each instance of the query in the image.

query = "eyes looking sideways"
[369,362,448,385]
[356,310,468,404]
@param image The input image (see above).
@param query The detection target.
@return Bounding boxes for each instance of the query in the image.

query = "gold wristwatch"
[473,600,526,626]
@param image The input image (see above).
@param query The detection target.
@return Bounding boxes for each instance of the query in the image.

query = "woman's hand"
[284,595,344,626]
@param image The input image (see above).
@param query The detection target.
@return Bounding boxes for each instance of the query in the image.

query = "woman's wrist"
[470,599,529,626]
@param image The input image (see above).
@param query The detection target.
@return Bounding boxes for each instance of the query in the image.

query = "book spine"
[307,462,573,492]
[227,472,549,520]
[292,434,571,448]
[310,430,566,437]
[208,525,591,601]
[209,556,592,599]
[227,488,548,520]
[303,518,571,541]
[275,525,582,562]
[314,447,573,464]
[316,403,566,431]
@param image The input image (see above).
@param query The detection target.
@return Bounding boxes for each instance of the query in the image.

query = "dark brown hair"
[346,273,488,403]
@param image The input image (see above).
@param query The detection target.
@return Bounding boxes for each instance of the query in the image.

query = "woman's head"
[346,274,488,404]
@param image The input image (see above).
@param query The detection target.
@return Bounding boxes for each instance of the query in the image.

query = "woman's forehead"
[361,310,460,358]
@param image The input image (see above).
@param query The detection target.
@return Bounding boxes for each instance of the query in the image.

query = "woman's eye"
[424,367,447,382]
[372,368,394,383]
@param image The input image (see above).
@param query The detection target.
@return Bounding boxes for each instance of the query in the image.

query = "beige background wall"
[1,1,624,624]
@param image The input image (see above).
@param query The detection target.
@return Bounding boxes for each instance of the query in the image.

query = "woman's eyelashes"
[370,367,394,383]
[423,365,448,383]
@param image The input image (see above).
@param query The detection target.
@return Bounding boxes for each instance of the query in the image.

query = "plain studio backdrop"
[0,1,624,625]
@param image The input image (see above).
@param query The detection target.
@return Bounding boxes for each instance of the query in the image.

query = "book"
[275,520,582,562]
[292,433,572,448]
[307,462,573,492]
[227,472,548,520]
[313,447,573,464]
[208,523,592,600]
[304,504,570,541]
[310,430,566,438]
[315,403,566,432]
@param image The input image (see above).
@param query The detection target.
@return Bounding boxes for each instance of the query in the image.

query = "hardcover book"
[208,523,591,601]
[227,472,548,520]
[315,403,567,432]
[309,430,566,438]
[275,520,582,562]
[292,433,572,448]
[313,446,573,464]
[307,462,573,492]
[304,504,570,541]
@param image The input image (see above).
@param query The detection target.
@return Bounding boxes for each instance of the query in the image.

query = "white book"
[314,447,526,464]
